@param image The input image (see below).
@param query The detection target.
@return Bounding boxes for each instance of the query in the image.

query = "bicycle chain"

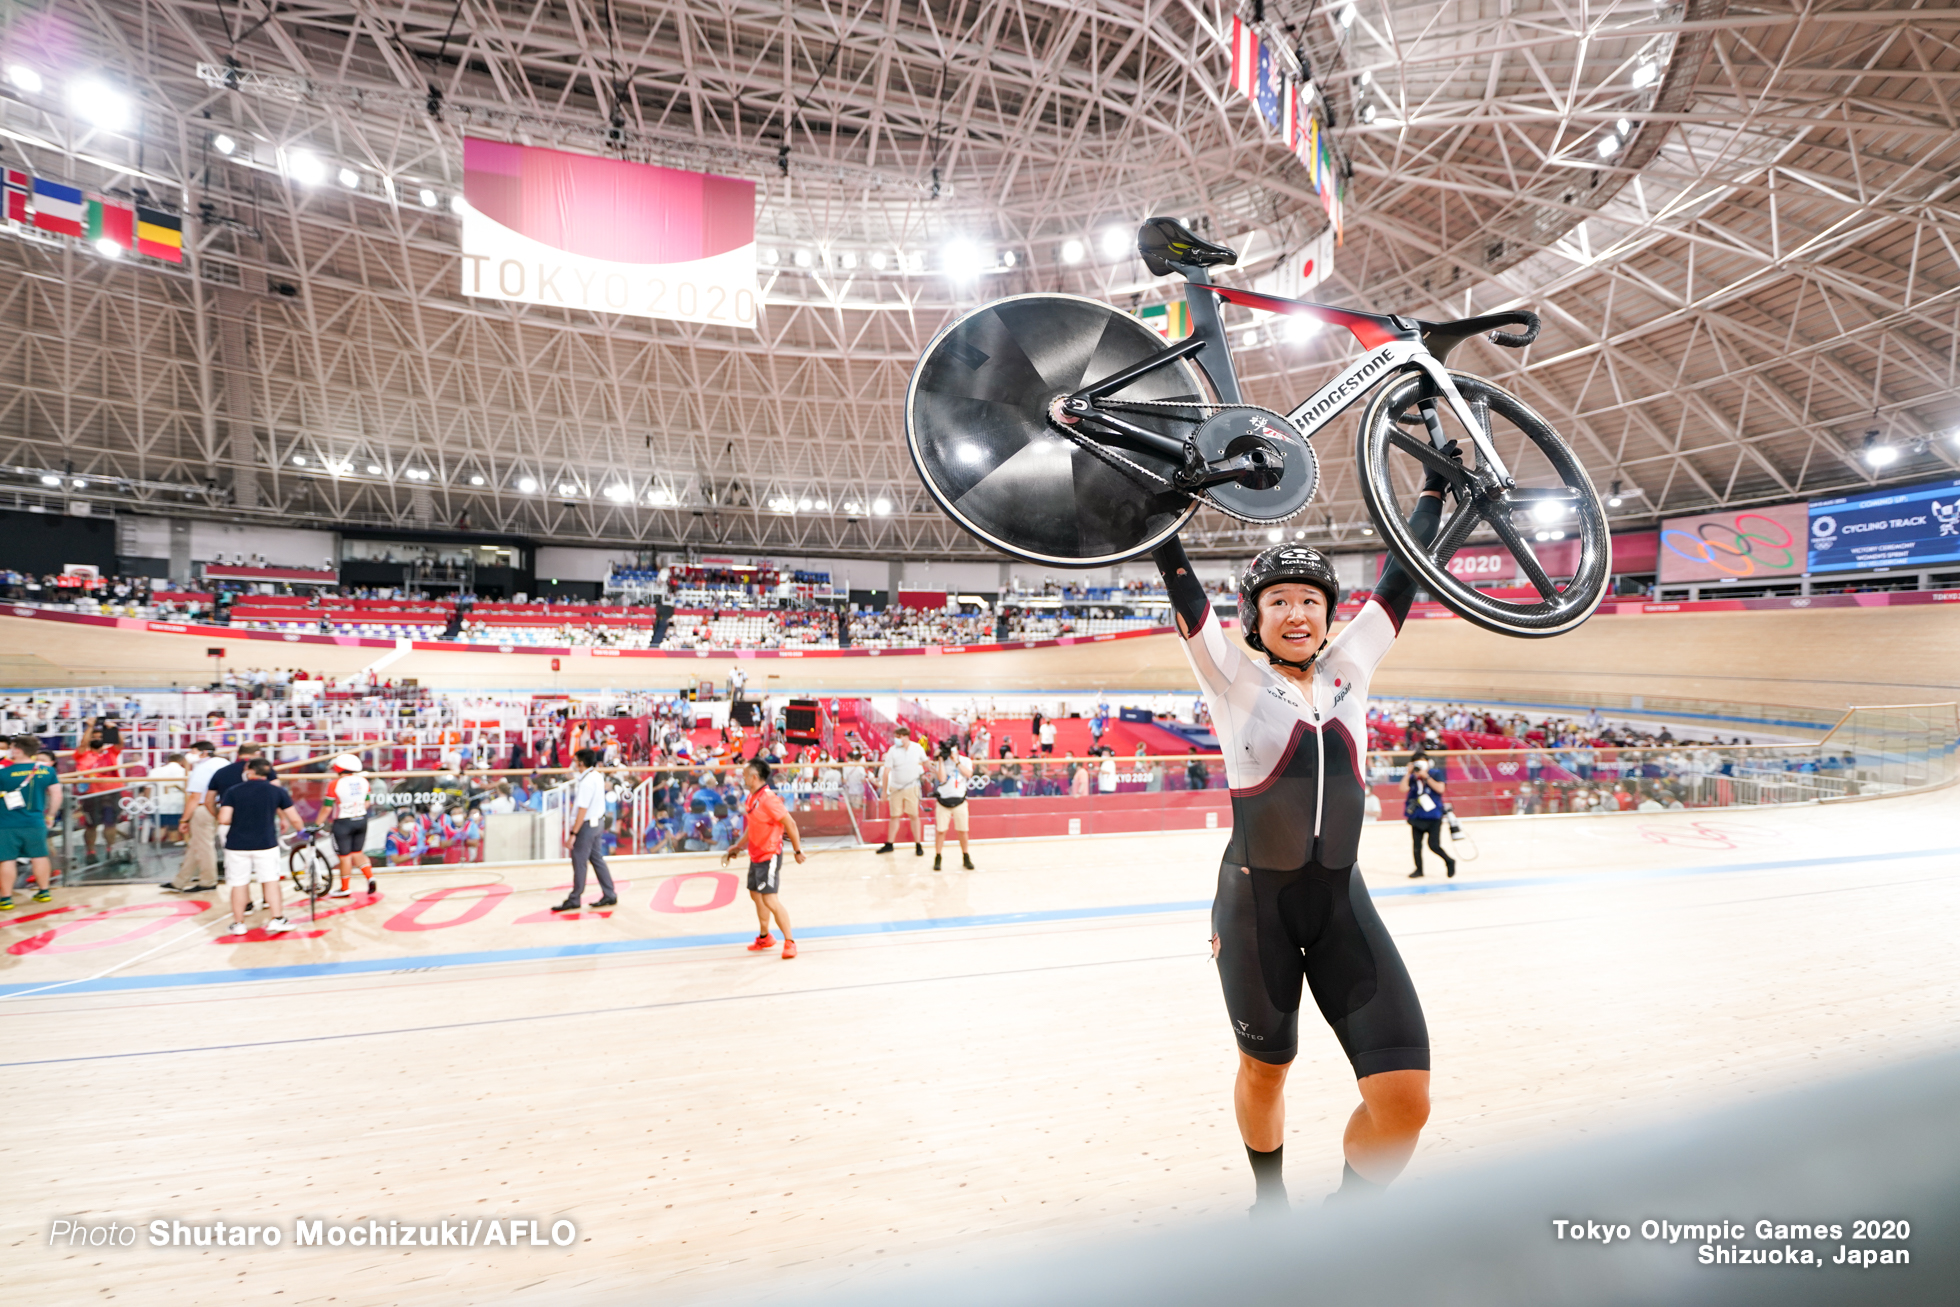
[1061,402,1313,524]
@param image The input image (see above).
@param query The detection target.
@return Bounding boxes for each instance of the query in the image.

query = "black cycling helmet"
[1238,544,1341,667]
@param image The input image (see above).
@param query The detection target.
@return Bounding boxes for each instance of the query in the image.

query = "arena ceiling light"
[1864,443,1899,468]
[449,194,466,215]
[1099,227,1130,260]
[648,488,675,505]
[1631,61,1659,89]
[7,64,44,94]
[1060,238,1085,264]
[761,248,780,266]
[1336,3,1357,29]
[557,482,580,496]
[405,468,431,481]
[292,455,307,466]
[285,149,326,186]
[418,188,438,208]
[603,484,633,503]
[1284,316,1319,344]
[868,250,888,271]
[337,167,360,189]
[212,133,237,155]
[469,475,485,486]
[67,78,130,130]
[797,497,814,511]
[516,476,538,493]
[39,473,61,487]
[1530,498,1569,523]
[1596,134,1621,158]
[941,239,983,280]
[365,463,383,475]
[94,237,123,259]
[872,498,892,515]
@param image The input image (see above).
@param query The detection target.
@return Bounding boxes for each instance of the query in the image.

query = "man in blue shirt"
[0,735,59,909]
[710,803,743,851]
[216,758,303,936]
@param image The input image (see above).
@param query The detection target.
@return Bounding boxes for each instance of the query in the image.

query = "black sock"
[1246,1144,1286,1204]
[1339,1161,1380,1195]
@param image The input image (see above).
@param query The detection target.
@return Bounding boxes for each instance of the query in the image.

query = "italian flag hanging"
[86,197,135,252]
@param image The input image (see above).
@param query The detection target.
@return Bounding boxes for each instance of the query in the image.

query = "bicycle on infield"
[904,216,1610,638]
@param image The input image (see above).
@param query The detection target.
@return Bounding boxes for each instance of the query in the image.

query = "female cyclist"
[1150,451,1455,1216]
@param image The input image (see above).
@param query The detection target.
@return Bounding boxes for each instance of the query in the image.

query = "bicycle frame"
[1171,270,1517,487]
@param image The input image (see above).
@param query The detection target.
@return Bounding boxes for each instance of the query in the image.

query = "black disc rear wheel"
[905,293,1205,566]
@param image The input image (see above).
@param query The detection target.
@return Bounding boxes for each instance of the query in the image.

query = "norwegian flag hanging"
[3,170,28,225]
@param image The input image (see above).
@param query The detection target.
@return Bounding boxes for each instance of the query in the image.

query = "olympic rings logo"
[1659,513,1797,577]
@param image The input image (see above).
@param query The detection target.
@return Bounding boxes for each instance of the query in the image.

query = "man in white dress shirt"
[552,748,618,912]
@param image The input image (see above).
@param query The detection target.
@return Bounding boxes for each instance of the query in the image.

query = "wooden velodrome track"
[3,790,1957,1305]
[2,603,1958,705]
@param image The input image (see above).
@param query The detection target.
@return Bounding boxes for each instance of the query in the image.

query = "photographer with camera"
[1404,748,1456,880]
[931,736,975,873]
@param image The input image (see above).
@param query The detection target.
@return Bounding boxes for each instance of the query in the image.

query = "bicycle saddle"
[1137,217,1239,277]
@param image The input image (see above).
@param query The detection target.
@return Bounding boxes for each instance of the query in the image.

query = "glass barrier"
[37,701,1954,884]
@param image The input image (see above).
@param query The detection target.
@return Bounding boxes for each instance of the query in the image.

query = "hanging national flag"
[1229,16,1261,100]
[86,197,135,251]
[136,205,183,263]
[31,177,84,237]
[1282,82,1298,146]
[1302,118,1321,191]
[3,170,28,225]
[1256,44,1281,131]
[1138,301,1192,341]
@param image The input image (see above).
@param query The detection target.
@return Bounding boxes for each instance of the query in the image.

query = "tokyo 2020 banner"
[457,137,757,328]
[1656,504,1807,583]
[1807,476,1960,573]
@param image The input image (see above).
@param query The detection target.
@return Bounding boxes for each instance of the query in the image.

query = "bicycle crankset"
[1182,407,1318,523]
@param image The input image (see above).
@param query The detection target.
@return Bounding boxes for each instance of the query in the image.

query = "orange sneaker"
[745,933,775,952]
[781,939,798,959]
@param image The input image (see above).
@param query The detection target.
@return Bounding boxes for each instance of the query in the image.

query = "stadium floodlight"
[5,64,43,95]
[1631,61,1658,88]
[213,133,237,155]
[1099,227,1130,259]
[419,188,438,208]
[872,498,892,515]
[39,474,61,486]
[604,484,632,503]
[469,475,485,486]
[942,239,983,279]
[338,167,360,189]
[292,455,307,466]
[365,464,383,475]
[94,238,123,259]
[869,250,888,270]
[516,476,538,493]
[1337,4,1357,29]
[286,149,326,185]
[68,78,130,130]
[1060,238,1085,264]
[1596,134,1621,158]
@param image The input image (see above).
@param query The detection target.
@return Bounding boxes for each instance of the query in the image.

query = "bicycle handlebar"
[1487,312,1540,349]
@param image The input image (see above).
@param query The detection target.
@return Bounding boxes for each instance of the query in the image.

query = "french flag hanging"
[3,170,28,224]
[1230,16,1261,101]
[32,177,85,237]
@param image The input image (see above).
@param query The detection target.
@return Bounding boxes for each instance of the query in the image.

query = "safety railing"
[37,702,1952,883]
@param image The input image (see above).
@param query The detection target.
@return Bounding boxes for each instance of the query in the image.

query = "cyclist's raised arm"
[1151,536,1241,694]
[1371,490,1445,629]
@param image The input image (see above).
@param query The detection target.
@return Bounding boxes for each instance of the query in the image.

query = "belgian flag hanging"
[135,205,183,263]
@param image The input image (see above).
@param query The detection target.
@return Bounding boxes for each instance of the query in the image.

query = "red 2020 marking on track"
[7,901,207,956]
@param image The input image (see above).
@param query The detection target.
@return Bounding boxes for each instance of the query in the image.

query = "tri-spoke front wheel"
[1357,369,1609,637]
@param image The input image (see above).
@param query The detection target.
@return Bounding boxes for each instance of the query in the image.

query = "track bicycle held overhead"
[904,217,1610,638]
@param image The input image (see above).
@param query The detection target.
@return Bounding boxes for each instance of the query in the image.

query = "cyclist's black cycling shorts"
[331,817,369,857]
[1211,858,1429,1077]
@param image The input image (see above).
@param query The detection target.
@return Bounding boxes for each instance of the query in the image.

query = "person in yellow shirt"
[0,735,60,909]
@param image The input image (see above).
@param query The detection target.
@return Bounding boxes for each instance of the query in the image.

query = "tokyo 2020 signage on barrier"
[1807,476,1960,573]
[1657,504,1808,583]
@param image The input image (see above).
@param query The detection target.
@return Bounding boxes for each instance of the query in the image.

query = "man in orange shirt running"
[722,759,805,959]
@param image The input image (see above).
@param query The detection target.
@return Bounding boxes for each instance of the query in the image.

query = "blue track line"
[2,845,1954,999]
